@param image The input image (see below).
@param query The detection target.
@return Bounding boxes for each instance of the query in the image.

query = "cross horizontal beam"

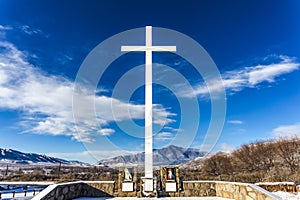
[121,46,176,52]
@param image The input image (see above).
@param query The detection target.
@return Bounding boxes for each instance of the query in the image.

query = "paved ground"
[74,197,233,200]
[0,191,37,200]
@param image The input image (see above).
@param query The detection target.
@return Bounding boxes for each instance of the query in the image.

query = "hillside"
[179,137,300,183]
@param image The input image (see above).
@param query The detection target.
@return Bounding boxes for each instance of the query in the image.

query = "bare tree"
[276,137,300,173]
[231,140,277,173]
[253,141,277,172]
[201,152,232,176]
[232,143,259,173]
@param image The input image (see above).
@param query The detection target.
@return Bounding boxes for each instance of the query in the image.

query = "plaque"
[144,179,154,192]
[166,182,177,192]
[122,182,134,192]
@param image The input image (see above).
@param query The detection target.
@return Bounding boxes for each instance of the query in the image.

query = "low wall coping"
[256,182,295,186]
[0,181,55,185]
[31,181,115,200]
[32,184,58,200]
[250,184,282,199]
[81,181,114,184]
[182,180,250,186]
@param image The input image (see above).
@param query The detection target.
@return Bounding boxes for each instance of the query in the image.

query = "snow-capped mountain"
[0,148,87,165]
[97,145,205,167]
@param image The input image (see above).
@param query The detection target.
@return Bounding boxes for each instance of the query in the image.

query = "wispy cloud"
[0,25,12,39]
[1,24,49,39]
[220,143,235,153]
[154,132,174,141]
[18,25,50,38]
[272,123,300,138]
[227,120,243,124]
[153,126,181,141]
[56,53,74,65]
[182,55,300,98]
[0,41,175,143]
[98,128,115,136]
[0,25,12,31]
[19,25,43,35]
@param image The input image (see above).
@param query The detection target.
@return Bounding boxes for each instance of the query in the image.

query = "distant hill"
[179,156,206,170]
[97,145,205,167]
[0,148,88,166]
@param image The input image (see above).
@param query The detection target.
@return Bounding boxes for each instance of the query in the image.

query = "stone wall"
[182,181,216,197]
[32,181,114,200]
[256,182,297,192]
[32,180,283,200]
[182,181,281,200]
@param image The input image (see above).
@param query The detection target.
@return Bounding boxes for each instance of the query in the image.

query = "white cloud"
[154,132,174,141]
[227,120,243,124]
[0,24,49,39]
[0,25,12,31]
[20,25,43,35]
[220,143,235,153]
[272,123,300,138]
[98,128,115,136]
[0,41,175,143]
[164,126,180,132]
[189,55,300,97]
[56,53,74,65]
[247,56,299,85]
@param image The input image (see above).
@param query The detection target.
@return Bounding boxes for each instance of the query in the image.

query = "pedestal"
[140,177,157,197]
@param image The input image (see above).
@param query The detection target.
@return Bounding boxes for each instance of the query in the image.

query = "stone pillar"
[160,166,180,197]
[117,166,137,197]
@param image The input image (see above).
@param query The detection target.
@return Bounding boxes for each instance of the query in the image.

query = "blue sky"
[0,0,300,164]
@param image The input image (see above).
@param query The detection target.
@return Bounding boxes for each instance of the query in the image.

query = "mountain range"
[0,148,86,165]
[97,145,205,167]
[0,145,205,167]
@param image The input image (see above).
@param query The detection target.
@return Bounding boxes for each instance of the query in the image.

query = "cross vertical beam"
[145,26,153,179]
[121,26,176,179]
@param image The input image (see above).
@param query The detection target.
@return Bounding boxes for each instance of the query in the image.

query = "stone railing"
[31,181,114,200]
[182,180,281,200]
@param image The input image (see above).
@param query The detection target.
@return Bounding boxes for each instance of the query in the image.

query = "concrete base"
[140,177,157,197]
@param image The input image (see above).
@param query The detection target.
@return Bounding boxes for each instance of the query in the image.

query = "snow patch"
[256,182,295,186]
[273,191,300,200]
[0,181,54,185]
[1,149,5,156]
[0,191,38,199]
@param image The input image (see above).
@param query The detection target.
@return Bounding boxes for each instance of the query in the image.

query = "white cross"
[121,26,176,179]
